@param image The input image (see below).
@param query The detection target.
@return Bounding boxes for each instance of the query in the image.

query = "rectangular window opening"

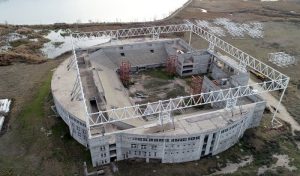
[90,99,99,113]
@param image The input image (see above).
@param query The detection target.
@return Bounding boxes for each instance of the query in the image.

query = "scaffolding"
[213,18,263,38]
[166,55,177,76]
[191,76,203,95]
[119,60,131,86]
[195,20,226,37]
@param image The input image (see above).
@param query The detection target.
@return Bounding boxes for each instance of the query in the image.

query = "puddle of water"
[0,33,26,52]
[41,30,110,58]
[7,33,27,42]
[0,0,188,25]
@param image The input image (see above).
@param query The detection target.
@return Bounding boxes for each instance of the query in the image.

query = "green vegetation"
[141,68,176,90]
[18,71,53,146]
[52,41,64,48]
[37,29,51,36]
[227,116,300,176]
[9,39,30,47]
[0,71,91,175]
[143,68,175,80]
[60,30,71,37]
[166,84,186,99]
[143,79,169,89]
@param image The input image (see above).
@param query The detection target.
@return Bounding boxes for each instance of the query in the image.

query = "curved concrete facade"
[52,58,266,167]
[52,59,89,146]
[88,101,265,166]
[54,96,88,146]
[53,81,265,166]
[51,38,267,167]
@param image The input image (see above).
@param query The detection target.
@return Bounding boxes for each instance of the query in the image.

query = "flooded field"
[0,0,188,24]
[41,30,110,58]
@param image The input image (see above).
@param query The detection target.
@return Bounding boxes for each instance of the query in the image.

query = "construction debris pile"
[196,20,226,37]
[0,99,11,131]
[268,52,297,67]
[195,18,263,39]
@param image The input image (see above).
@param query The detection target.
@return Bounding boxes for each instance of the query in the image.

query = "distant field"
[1,0,300,175]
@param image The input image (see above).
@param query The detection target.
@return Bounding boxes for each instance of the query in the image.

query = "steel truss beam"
[70,75,82,101]
[69,21,290,135]
[72,22,288,87]
[70,37,92,138]
[188,22,288,85]
[72,24,191,40]
[88,78,287,126]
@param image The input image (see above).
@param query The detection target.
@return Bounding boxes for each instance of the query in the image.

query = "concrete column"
[188,31,192,45]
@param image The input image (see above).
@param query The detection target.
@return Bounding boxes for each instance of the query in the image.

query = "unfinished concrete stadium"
[51,21,289,167]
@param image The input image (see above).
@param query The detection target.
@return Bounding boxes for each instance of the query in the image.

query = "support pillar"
[158,100,173,131]
[188,31,192,45]
[238,60,247,73]
[271,86,287,128]
[152,33,159,40]
[226,98,237,110]
[67,55,76,70]
[71,75,82,101]
[208,42,215,53]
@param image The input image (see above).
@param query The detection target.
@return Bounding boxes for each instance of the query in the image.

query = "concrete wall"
[211,63,228,80]
[114,132,219,164]
[109,111,249,164]
[53,97,88,146]
[55,90,265,167]
[201,76,226,108]
[193,52,211,74]
[230,73,250,87]
[214,107,254,154]
[89,101,265,166]
[102,40,168,68]
[89,135,112,166]
[248,101,266,128]
[54,83,265,167]
[176,52,211,77]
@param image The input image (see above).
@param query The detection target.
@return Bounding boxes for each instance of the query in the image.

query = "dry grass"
[0,52,45,66]
[0,27,51,66]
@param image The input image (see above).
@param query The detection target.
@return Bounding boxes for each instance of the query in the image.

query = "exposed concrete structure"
[51,22,289,167]
[0,116,4,132]
[0,99,11,132]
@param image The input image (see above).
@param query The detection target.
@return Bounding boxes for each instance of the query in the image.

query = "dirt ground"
[0,54,91,175]
[129,69,189,104]
[1,0,300,175]
[0,60,59,125]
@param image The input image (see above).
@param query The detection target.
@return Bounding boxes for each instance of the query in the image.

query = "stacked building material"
[0,99,11,131]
